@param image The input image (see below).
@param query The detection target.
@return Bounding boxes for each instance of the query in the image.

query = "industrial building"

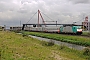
[82,16,90,31]
[82,22,90,31]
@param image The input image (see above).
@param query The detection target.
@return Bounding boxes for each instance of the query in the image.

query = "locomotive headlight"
[77,29,82,32]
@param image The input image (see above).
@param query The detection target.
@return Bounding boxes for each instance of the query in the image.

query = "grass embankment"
[0,31,90,60]
[82,32,90,36]
[22,31,90,47]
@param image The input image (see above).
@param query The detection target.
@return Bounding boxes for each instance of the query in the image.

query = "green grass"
[0,31,90,60]
[21,31,90,46]
[82,31,90,36]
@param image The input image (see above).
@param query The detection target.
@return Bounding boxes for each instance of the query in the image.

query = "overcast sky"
[0,0,90,27]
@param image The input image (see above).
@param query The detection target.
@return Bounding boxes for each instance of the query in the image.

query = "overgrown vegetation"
[0,31,90,60]
[59,44,66,50]
[82,32,90,37]
[0,49,1,59]
[83,47,90,56]
[21,31,90,46]
[41,40,55,46]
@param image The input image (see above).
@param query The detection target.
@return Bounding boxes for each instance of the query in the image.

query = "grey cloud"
[0,0,90,27]
[68,0,90,4]
[21,0,39,4]
[0,0,13,3]
[17,8,28,13]
[0,1,20,12]
[21,0,31,4]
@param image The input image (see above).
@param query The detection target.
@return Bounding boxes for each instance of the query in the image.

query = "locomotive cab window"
[74,27,75,29]
[77,26,81,29]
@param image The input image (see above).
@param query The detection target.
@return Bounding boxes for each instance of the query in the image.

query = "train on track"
[24,25,82,35]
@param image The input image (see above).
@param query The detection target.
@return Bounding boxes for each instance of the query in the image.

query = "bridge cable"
[41,11,54,21]
[26,11,37,24]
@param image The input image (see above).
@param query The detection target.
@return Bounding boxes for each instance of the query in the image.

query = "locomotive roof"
[23,24,82,26]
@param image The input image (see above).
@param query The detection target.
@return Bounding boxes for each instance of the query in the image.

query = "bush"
[83,47,90,56]
[41,40,54,46]
[13,30,21,33]
[0,49,1,58]
[88,32,90,36]
[59,44,65,50]
[87,56,90,60]
[22,34,28,37]
[48,40,55,46]
[41,41,48,46]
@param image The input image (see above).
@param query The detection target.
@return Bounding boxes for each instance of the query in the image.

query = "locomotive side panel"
[43,26,60,33]
[62,26,73,33]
